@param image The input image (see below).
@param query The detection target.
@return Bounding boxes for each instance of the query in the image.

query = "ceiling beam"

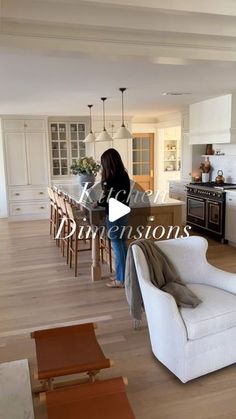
[24,0,236,17]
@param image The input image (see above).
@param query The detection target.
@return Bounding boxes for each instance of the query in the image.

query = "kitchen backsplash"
[208,144,236,183]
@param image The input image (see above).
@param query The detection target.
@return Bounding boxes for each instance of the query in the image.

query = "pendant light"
[114,87,132,140]
[96,97,113,142]
[84,105,96,142]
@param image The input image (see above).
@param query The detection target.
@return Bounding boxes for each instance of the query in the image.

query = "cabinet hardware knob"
[15,193,20,196]
[39,192,44,195]
[16,208,21,211]
[40,206,45,209]
[229,199,232,201]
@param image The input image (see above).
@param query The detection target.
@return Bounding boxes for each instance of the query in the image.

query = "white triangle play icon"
[108,198,131,222]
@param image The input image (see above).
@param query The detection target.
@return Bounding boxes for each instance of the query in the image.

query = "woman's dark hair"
[101,148,126,183]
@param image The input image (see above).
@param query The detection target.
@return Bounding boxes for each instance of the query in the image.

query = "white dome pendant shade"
[96,97,113,142]
[84,104,96,143]
[114,88,132,140]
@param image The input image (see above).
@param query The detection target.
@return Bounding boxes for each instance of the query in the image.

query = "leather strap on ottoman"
[31,323,111,380]
[41,377,135,419]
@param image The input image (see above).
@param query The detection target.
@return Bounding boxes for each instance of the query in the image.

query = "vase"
[77,173,95,188]
[202,173,210,183]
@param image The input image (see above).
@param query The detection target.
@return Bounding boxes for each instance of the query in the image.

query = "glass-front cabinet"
[49,122,86,177]
[70,123,86,165]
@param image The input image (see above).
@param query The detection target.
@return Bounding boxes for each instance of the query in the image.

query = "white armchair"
[132,236,236,383]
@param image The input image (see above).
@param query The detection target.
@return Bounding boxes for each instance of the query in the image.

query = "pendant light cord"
[122,91,125,127]
[119,87,126,127]
[101,97,107,131]
[88,105,93,133]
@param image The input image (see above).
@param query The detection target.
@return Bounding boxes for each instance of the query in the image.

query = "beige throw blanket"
[125,239,201,325]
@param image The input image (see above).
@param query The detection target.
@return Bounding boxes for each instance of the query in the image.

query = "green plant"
[70,156,100,176]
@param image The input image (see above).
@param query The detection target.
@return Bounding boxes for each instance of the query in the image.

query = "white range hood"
[189,94,236,144]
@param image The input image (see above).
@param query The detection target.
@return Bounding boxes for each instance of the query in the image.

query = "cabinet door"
[181,133,192,180]
[225,196,236,243]
[4,133,28,186]
[25,132,49,185]
[50,123,69,176]
[3,119,25,132]
[25,119,45,132]
[69,123,86,164]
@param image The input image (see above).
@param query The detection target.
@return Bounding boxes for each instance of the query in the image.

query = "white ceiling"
[1,0,236,117]
[1,49,236,117]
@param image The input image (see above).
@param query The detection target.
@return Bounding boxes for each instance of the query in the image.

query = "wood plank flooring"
[0,219,236,419]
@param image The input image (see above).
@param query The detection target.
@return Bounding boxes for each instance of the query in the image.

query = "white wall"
[0,123,8,218]
[207,144,236,183]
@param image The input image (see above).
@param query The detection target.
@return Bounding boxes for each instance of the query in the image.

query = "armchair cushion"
[180,284,236,340]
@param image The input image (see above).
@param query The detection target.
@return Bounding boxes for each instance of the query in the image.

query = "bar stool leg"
[87,370,100,383]
[47,378,54,391]
[74,226,79,277]
[108,238,113,273]
[69,234,73,269]
[49,204,53,236]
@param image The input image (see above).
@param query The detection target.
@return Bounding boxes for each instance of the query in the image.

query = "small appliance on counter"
[215,170,225,185]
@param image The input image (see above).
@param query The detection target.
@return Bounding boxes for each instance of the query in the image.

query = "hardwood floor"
[0,219,236,419]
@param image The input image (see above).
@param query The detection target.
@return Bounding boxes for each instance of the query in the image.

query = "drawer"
[9,188,48,201]
[9,202,49,216]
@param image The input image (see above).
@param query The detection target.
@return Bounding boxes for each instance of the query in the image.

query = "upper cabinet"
[189,94,236,144]
[3,118,46,132]
[3,118,49,187]
[49,121,86,177]
[4,132,28,186]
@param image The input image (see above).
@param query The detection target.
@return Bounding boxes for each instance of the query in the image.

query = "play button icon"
[108,198,131,222]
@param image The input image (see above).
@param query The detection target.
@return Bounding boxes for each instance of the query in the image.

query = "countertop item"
[215,170,225,184]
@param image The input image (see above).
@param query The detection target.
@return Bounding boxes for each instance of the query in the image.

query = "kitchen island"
[55,183,184,281]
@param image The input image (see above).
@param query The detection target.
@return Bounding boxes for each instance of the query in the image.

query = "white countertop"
[55,183,184,208]
[225,189,236,194]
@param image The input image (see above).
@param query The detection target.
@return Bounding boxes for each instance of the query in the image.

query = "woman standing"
[93,148,130,288]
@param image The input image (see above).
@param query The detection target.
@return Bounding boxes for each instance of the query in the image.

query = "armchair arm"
[132,245,188,350]
[203,263,236,295]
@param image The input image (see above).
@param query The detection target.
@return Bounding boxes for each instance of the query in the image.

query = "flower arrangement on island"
[70,156,100,176]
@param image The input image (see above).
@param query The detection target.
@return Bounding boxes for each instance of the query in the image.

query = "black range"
[186,182,236,242]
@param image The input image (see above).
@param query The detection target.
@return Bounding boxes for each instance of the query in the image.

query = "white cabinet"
[4,132,28,186]
[3,118,45,132]
[3,117,50,221]
[4,131,49,186]
[49,121,87,177]
[181,132,192,181]
[225,192,236,244]
[189,94,236,144]
[26,132,48,185]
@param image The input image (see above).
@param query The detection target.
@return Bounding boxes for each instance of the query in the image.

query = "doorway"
[132,133,154,191]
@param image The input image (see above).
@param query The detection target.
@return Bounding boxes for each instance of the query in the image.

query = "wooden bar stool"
[99,233,113,274]
[47,187,57,238]
[40,377,135,419]
[57,195,70,262]
[65,200,92,277]
[31,323,112,391]
[53,190,64,247]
